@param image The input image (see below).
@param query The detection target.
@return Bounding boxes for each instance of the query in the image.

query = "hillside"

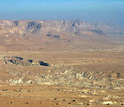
[0,20,124,51]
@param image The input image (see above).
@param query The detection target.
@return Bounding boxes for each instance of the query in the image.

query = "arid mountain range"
[0,20,124,107]
[0,20,124,51]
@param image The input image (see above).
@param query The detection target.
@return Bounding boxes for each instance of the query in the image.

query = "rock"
[2,89,8,91]
[26,80,33,84]
[10,78,23,85]
[102,101,113,105]
[4,56,50,67]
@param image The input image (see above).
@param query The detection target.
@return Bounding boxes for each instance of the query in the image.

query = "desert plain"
[0,20,124,107]
[0,51,124,107]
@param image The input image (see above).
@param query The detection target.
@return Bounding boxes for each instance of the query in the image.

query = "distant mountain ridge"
[0,20,123,35]
[0,20,124,51]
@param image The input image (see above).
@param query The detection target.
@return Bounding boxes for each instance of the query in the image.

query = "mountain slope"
[0,20,124,51]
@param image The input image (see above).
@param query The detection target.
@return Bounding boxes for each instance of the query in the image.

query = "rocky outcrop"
[27,21,41,33]
[4,56,50,66]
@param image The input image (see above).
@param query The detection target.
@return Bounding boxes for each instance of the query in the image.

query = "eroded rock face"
[7,67,124,90]
[102,101,113,105]
[108,71,121,79]
[0,20,124,51]
[4,56,50,67]
[10,78,23,85]
[1,20,123,35]
[2,55,124,90]
[27,21,41,33]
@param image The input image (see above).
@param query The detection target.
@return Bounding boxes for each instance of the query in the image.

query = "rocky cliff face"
[0,20,124,51]
[1,20,123,35]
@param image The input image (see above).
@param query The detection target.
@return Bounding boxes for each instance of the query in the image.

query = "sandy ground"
[0,85,124,107]
[0,51,124,107]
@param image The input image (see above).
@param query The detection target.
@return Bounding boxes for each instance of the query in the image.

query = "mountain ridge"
[0,20,124,51]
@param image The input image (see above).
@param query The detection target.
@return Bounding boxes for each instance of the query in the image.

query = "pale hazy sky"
[0,0,124,26]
